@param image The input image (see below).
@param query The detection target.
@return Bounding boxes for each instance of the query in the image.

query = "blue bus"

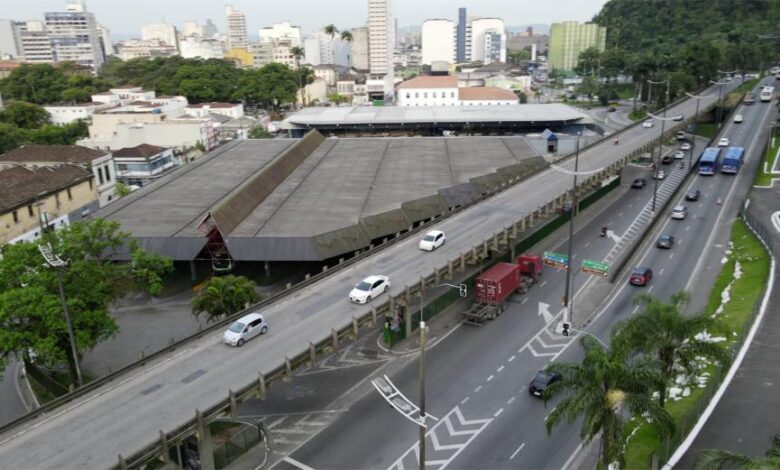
[721,147,745,174]
[698,147,720,175]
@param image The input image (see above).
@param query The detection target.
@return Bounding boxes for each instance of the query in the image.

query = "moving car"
[631,178,647,189]
[677,131,686,140]
[419,230,446,251]
[642,120,654,128]
[607,106,616,112]
[661,155,673,165]
[685,189,701,201]
[656,235,675,249]
[680,143,691,151]
[348,275,390,304]
[223,313,268,347]
[673,114,684,121]
[529,370,561,397]
[734,114,743,123]
[718,137,730,147]
[673,150,685,159]
[671,204,688,219]
[653,170,666,180]
[629,267,653,286]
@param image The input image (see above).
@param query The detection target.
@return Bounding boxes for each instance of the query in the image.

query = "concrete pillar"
[117,455,128,470]
[264,261,271,278]
[309,342,316,366]
[405,301,412,337]
[331,329,339,351]
[196,410,216,470]
[158,431,171,463]
[352,316,359,338]
[460,252,466,271]
[371,307,377,327]
[228,390,237,418]
[257,373,266,400]
[189,260,197,282]
[448,260,454,279]
[284,357,292,381]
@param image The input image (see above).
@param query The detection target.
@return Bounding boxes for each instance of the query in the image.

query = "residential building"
[0,60,21,79]
[202,19,218,39]
[258,21,302,47]
[0,19,21,58]
[185,102,244,119]
[141,22,179,50]
[249,42,274,67]
[469,18,506,64]
[298,77,328,106]
[115,38,179,60]
[98,24,113,56]
[183,21,202,37]
[396,75,518,107]
[218,116,258,141]
[548,21,606,72]
[225,47,253,68]
[350,26,369,71]
[44,0,105,70]
[312,64,349,89]
[16,21,54,63]
[225,5,247,50]
[0,144,116,207]
[456,7,467,63]
[421,19,455,65]
[507,32,548,55]
[179,35,224,59]
[368,0,395,101]
[43,102,111,125]
[303,32,349,67]
[0,165,98,244]
[112,144,177,188]
[336,74,368,104]
[270,39,296,68]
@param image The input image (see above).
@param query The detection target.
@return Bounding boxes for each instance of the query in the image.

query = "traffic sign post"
[542,251,569,270]
[581,259,609,278]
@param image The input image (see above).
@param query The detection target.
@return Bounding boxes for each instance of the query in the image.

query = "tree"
[694,434,780,469]
[0,64,67,104]
[115,182,132,198]
[324,24,338,40]
[612,291,730,408]
[248,125,274,138]
[60,75,114,103]
[327,93,349,105]
[340,31,353,43]
[191,275,261,323]
[0,122,32,153]
[0,219,173,384]
[233,63,300,113]
[575,47,602,76]
[0,101,51,128]
[544,336,674,468]
[290,46,306,105]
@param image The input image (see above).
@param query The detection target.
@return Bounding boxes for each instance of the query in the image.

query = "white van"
[224,312,268,346]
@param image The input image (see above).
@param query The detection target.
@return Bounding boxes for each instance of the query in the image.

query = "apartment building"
[548,21,606,72]
[225,5,247,50]
[421,19,456,65]
[44,0,105,70]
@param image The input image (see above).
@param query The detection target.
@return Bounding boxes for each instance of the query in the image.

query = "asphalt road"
[268,82,773,469]
[0,362,28,428]
[0,83,735,469]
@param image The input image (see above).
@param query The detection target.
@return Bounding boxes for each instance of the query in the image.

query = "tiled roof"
[0,145,109,164]
[187,102,239,109]
[113,144,169,159]
[0,165,92,213]
[398,76,458,89]
[458,86,519,101]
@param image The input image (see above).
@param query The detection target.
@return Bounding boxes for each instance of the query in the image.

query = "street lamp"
[684,91,713,172]
[646,111,682,212]
[561,133,581,334]
[708,79,730,129]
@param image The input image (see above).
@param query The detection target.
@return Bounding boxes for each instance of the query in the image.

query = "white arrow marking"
[538,302,554,324]
[606,230,622,243]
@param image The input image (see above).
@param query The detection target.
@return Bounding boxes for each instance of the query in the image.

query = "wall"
[421,19,455,65]
[397,86,459,107]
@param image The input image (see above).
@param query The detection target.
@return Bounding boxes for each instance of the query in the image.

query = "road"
[0,362,29,428]
[0,84,734,469]
[264,82,773,469]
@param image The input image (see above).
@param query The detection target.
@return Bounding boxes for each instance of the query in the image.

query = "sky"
[0,0,609,38]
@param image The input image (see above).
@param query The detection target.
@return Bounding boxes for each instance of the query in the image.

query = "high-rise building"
[456,7,467,62]
[98,24,113,57]
[142,23,179,49]
[225,5,247,50]
[44,0,105,69]
[468,18,506,64]
[0,19,21,58]
[421,19,455,65]
[16,21,54,63]
[183,21,202,37]
[202,19,217,38]
[179,35,224,59]
[258,22,302,47]
[368,0,392,75]
[350,26,369,71]
[548,21,606,72]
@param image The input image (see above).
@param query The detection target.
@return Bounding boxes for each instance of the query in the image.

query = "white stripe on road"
[494,408,504,418]
[283,457,317,470]
[487,375,494,382]
[510,442,526,459]
[474,385,482,393]
[460,396,470,405]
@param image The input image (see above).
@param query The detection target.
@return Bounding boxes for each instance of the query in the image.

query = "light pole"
[708,79,729,129]
[684,91,713,172]
[561,133,580,332]
[646,78,670,212]
[418,321,426,470]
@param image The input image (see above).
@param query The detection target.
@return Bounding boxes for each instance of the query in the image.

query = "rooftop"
[113,144,169,159]
[458,86,519,101]
[0,165,92,212]
[0,145,109,164]
[186,102,240,109]
[398,76,458,89]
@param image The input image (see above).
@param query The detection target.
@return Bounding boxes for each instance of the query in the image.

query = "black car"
[607,106,617,112]
[685,189,701,201]
[661,155,673,165]
[656,235,675,249]
[631,178,647,189]
[529,370,561,397]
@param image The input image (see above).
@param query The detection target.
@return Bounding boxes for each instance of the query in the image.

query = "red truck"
[463,254,543,325]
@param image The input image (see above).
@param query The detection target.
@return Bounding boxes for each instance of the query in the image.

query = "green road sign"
[543,251,569,270]
[581,259,609,277]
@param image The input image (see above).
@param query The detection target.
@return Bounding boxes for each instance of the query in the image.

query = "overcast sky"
[1,0,608,37]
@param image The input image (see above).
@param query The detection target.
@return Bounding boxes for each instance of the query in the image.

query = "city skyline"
[0,0,608,38]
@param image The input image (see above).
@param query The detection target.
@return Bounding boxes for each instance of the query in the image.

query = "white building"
[185,102,244,119]
[179,35,224,59]
[396,75,518,107]
[421,19,455,65]
[202,19,217,38]
[259,21,302,47]
[183,21,202,37]
[112,143,177,188]
[468,18,506,64]
[0,20,21,58]
[98,24,113,56]
[350,26,369,71]
[115,38,178,60]
[44,102,111,125]
[368,0,395,101]
[141,23,179,50]
[303,32,349,67]
[44,0,105,70]
[225,5,247,50]
[16,21,54,63]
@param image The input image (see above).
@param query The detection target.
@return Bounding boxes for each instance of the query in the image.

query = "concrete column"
[309,342,316,366]
[448,260,454,279]
[196,410,216,470]
[331,329,339,351]
[460,253,466,271]
[405,302,412,337]
[285,357,292,381]
[189,260,197,282]
[352,316,359,338]
[228,390,237,418]
[257,373,266,400]
[264,261,271,277]
[158,431,170,463]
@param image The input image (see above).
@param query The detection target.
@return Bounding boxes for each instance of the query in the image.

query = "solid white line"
[497,365,505,373]
[283,457,317,470]
[659,268,665,275]
[664,246,776,468]
[669,253,674,259]
[461,396,470,405]
[540,280,548,288]
[521,298,528,304]
[561,440,586,469]
[632,305,640,314]
[510,442,526,459]
[494,408,504,417]
[474,385,482,393]
[507,397,515,405]
[487,375,494,382]
[508,355,516,362]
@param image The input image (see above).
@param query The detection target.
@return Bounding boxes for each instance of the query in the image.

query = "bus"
[721,147,745,174]
[698,147,721,175]
[760,86,774,102]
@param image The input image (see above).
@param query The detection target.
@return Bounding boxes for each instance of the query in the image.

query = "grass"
[629,109,647,121]
[693,123,718,139]
[622,219,770,468]
[754,129,780,187]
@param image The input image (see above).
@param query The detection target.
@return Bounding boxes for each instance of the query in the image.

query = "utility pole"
[647,79,670,211]
[418,321,427,470]
[562,133,580,331]
[684,91,711,172]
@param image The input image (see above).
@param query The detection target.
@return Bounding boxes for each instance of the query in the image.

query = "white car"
[718,137,730,147]
[734,114,743,123]
[419,230,446,251]
[673,150,685,159]
[642,120,654,128]
[224,312,268,347]
[671,205,688,220]
[680,143,691,151]
[653,170,666,180]
[348,275,390,304]
[677,131,686,140]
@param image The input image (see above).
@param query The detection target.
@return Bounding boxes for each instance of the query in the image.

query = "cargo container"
[474,262,520,305]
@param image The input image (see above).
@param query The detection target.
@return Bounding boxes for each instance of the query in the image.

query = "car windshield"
[632,268,645,275]
[228,321,246,333]
[356,281,372,291]
[423,235,436,241]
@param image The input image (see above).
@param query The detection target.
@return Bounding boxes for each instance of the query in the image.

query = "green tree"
[340,30,353,42]
[233,63,300,112]
[327,93,349,105]
[0,219,173,384]
[694,434,780,469]
[0,101,51,128]
[544,336,674,468]
[60,74,114,103]
[324,24,339,40]
[115,182,132,198]
[577,75,600,100]
[248,126,274,138]
[0,122,32,153]
[191,275,261,323]
[0,64,67,104]
[575,47,602,76]
[613,292,730,408]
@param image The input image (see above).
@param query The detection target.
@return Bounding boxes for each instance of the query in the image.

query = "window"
[433,92,437,98]
[104,165,111,181]
[55,193,61,207]
[415,92,419,98]
[12,210,19,223]
[406,93,410,98]
[97,167,104,185]
[451,92,455,98]
[67,188,73,200]
[424,92,428,98]
[28,205,34,217]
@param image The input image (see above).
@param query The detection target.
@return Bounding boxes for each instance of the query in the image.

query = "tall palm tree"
[290,46,306,106]
[340,30,353,42]
[191,275,260,323]
[694,434,780,469]
[324,24,338,40]
[544,336,674,468]
[613,291,731,408]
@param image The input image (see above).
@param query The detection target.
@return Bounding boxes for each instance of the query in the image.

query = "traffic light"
[459,284,468,297]
[562,323,570,337]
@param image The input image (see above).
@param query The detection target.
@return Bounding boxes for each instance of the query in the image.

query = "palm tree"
[544,336,674,468]
[191,275,260,323]
[324,24,338,40]
[340,31,353,66]
[694,434,780,469]
[613,291,731,408]
[290,46,305,106]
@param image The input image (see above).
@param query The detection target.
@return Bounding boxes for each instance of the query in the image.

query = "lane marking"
[521,298,528,304]
[540,281,548,288]
[496,365,505,373]
[507,397,515,405]
[474,385,482,393]
[494,408,504,418]
[460,396,470,405]
[486,375,494,382]
[508,355,516,362]
[283,457,317,470]
[632,305,640,314]
[669,253,674,259]
[510,442,526,460]
[659,268,665,275]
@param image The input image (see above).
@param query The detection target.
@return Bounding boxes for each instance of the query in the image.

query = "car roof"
[235,312,263,323]
[632,266,651,273]
[659,235,672,240]
[362,275,387,283]
[673,205,686,211]
[425,230,444,237]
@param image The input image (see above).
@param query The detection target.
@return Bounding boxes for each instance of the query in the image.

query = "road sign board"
[581,259,609,277]
[543,251,569,270]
